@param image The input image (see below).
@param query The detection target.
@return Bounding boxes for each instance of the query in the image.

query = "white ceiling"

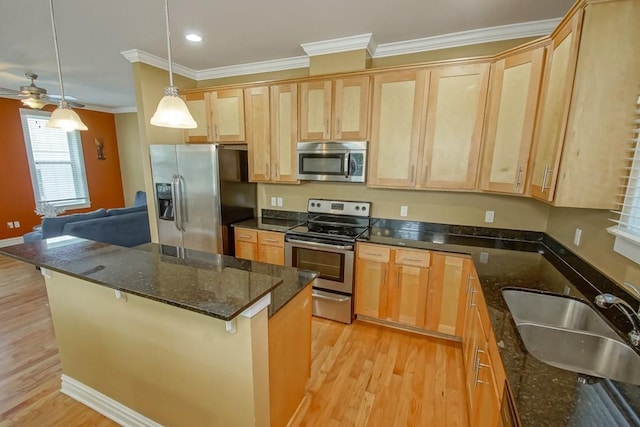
[0,0,575,111]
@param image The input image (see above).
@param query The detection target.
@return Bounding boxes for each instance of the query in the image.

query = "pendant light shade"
[151,0,197,129]
[47,0,87,132]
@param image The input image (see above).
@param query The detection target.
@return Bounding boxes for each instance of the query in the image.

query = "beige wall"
[114,112,144,206]
[131,62,198,242]
[260,183,549,231]
[546,207,640,289]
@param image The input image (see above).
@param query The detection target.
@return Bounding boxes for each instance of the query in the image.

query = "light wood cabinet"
[270,84,298,183]
[355,244,390,319]
[531,0,640,208]
[210,88,245,142]
[299,76,369,141]
[368,70,428,187]
[234,228,285,266]
[426,253,472,336]
[182,91,212,142]
[480,45,545,194]
[245,84,298,183]
[420,63,490,190]
[388,256,429,328]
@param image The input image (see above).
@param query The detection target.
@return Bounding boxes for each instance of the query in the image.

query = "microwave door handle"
[344,152,350,178]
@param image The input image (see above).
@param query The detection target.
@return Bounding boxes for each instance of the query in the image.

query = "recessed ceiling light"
[185,34,202,42]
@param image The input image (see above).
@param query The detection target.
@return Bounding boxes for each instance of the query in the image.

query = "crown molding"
[120,49,197,80]
[301,33,377,57]
[373,18,561,58]
[110,106,138,114]
[196,56,309,80]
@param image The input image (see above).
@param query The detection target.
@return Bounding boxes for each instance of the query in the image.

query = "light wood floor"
[0,255,468,426]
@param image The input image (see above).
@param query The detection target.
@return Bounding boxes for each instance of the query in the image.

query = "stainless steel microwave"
[297,141,367,183]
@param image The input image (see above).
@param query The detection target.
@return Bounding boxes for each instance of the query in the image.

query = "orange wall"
[0,98,124,239]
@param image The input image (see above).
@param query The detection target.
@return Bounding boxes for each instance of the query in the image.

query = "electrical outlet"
[270,197,277,207]
[400,206,408,217]
[479,252,489,264]
[7,222,13,229]
[277,197,283,207]
[485,210,495,223]
[574,228,582,246]
[13,221,20,228]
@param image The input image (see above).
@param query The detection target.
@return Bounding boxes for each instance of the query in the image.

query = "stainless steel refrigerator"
[149,144,256,255]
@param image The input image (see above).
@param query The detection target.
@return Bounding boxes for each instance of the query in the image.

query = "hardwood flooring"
[0,255,468,426]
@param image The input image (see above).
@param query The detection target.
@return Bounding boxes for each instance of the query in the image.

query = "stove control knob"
[355,206,360,211]
[311,202,316,207]
[317,203,322,208]
[362,206,367,211]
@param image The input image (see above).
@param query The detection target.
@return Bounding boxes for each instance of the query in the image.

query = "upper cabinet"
[420,63,490,190]
[480,45,545,194]
[210,88,245,142]
[245,84,299,183]
[368,70,428,187]
[299,76,370,141]
[182,91,212,143]
[368,62,490,190]
[530,0,640,208]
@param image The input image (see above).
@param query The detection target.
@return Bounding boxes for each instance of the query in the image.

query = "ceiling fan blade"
[48,94,85,108]
[0,87,21,96]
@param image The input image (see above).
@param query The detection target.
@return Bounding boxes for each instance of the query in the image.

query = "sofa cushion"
[41,209,108,239]
[62,211,150,248]
[107,204,147,216]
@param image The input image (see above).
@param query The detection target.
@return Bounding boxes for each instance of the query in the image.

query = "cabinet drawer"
[258,231,284,247]
[395,249,430,268]
[235,228,257,243]
[357,243,391,263]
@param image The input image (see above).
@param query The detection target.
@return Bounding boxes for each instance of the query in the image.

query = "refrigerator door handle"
[171,174,182,231]
[177,174,186,231]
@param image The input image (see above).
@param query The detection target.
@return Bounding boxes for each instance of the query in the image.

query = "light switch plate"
[574,228,582,246]
[270,197,277,207]
[485,211,495,223]
[400,206,408,217]
[277,197,283,207]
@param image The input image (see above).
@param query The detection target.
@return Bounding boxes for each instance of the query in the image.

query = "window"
[20,109,90,209]
[610,95,640,264]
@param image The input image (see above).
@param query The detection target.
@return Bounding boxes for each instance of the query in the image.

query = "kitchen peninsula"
[0,236,317,427]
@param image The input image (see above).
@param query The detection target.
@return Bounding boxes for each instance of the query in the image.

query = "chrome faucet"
[595,293,640,346]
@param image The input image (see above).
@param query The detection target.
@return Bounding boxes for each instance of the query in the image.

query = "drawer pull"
[401,257,424,262]
[263,238,279,243]
[364,252,383,257]
[238,234,251,239]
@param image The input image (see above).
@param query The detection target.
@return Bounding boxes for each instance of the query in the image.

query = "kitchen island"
[0,236,317,427]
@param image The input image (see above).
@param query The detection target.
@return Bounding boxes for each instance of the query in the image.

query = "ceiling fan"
[0,72,84,109]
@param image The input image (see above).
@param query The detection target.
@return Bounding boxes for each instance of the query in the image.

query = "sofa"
[23,192,151,248]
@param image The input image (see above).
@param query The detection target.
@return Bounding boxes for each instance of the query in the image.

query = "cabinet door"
[471,337,501,427]
[530,11,582,201]
[426,254,471,337]
[245,86,271,182]
[210,88,245,142]
[420,63,490,190]
[368,70,428,188]
[388,264,429,328]
[234,228,258,261]
[259,245,285,266]
[270,84,298,183]
[480,47,545,194]
[355,244,391,319]
[299,80,332,140]
[333,76,369,140]
[182,91,211,142]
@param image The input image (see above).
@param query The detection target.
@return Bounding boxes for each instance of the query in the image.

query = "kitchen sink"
[502,288,640,386]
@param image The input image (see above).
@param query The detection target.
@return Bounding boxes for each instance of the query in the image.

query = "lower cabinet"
[234,228,285,266]
[356,243,469,334]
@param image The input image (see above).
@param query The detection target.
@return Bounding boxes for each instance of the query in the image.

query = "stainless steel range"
[285,199,371,323]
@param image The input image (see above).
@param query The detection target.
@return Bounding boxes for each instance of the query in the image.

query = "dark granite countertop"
[232,217,303,233]
[0,236,317,321]
[361,219,640,427]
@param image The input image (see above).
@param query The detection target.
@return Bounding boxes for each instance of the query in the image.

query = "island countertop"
[0,236,317,321]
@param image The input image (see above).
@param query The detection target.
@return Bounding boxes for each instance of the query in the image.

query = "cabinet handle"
[541,165,553,192]
[214,124,219,139]
[238,234,251,239]
[410,165,415,182]
[206,125,210,138]
[515,166,523,190]
[363,252,383,257]
[336,117,340,133]
[265,162,269,178]
[263,238,279,243]
[423,165,429,184]
[468,288,477,308]
[396,269,400,287]
[401,257,423,262]
[465,274,473,294]
[275,163,279,178]
[325,119,329,138]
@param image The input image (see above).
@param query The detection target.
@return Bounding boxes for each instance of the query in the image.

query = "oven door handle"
[312,290,351,302]
[286,238,353,251]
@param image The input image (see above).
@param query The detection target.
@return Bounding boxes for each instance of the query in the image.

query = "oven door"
[285,237,354,294]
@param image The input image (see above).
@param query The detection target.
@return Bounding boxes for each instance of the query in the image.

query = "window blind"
[20,109,90,208]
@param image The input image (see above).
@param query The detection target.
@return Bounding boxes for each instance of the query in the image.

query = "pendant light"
[46,0,88,132]
[150,0,197,129]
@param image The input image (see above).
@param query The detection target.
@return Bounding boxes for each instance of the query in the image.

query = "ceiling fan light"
[22,97,48,109]
[150,86,197,129]
[47,102,88,132]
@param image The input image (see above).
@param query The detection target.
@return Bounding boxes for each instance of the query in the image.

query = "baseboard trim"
[355,316,462,343]
[0,237,23,248]
[60,375,162,427]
